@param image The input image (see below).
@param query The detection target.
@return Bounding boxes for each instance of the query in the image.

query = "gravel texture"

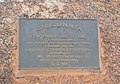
[0,0,120,84]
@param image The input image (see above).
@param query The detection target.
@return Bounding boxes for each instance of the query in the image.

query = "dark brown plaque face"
[18,18,100,70]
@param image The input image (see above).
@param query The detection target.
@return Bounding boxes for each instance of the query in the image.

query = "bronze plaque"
[18,18,100,70]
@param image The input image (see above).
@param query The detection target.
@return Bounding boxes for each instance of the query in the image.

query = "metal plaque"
[18,18,100,70]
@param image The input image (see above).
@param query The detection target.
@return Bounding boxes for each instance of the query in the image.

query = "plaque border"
[16,18,101,77]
